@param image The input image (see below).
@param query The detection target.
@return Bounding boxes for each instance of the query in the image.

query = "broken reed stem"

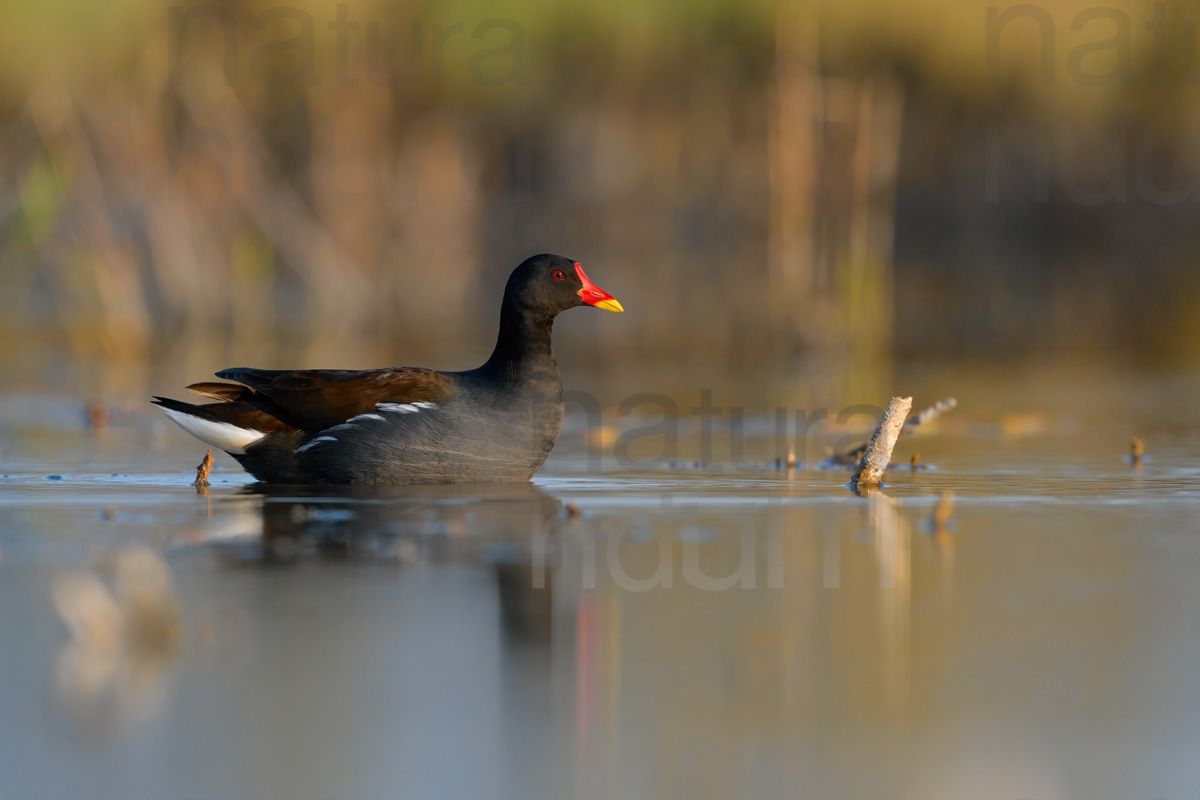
[902,397,957,432]
[193,449,213,489]
[852,396,913,488]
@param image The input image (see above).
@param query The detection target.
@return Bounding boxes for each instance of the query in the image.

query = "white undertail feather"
[160,407,266,454]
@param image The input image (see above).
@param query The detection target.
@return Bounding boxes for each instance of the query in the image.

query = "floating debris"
[902,397,958,433]
[852,396,913,490]
[773,450,798,469]
[565,503,581,518]
[1130,437,1145,467]
[830,396,957,471]
[826,443,868,468]
[47,474,63,481]
[193,449,214,492]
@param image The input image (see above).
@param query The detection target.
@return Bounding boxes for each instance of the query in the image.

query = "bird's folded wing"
[195,367,454,432]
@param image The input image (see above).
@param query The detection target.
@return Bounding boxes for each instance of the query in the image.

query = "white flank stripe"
[377,403,418,414]
[160,408,266,454]
[295,436,337,454]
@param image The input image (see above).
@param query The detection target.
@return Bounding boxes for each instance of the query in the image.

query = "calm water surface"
[2,383,1200,800]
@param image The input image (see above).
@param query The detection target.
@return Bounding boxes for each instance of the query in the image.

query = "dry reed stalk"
[845,75,905,369]
[852,396,912,488]
[768,2,819,329]
[903,397,958,432]
[1131,437,1145,467]
[193,449,213,490]
[30,91,153,357]
[177,84,372,359]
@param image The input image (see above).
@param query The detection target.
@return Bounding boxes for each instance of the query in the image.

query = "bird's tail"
[151,396,269,454]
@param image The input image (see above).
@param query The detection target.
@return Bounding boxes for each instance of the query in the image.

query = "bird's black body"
[152,254,622,484]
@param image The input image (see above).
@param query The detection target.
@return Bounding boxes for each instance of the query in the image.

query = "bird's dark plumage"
[152,254,622,484]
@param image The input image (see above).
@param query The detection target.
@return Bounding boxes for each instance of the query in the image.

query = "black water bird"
[152,255,623,483]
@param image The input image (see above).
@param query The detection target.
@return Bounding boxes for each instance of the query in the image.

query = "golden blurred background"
[2,0,1199,406]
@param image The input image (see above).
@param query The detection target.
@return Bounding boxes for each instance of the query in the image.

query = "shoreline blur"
[6,0,1200,408]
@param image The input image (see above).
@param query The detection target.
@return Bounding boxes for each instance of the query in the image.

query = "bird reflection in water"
[52,483,569,743]
[231,482,568,643]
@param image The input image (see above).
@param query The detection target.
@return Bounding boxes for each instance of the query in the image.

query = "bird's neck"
[480,302,558,386]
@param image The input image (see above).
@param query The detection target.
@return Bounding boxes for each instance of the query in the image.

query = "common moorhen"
[152,254,623,484]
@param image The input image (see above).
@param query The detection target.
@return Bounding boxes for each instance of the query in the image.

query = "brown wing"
[187,382,253,402]
[209,367,453,431]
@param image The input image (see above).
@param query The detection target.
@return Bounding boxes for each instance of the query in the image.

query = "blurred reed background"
[2,0,1199,409]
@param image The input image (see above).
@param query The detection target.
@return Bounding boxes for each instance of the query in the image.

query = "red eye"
[553,270,565,281]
